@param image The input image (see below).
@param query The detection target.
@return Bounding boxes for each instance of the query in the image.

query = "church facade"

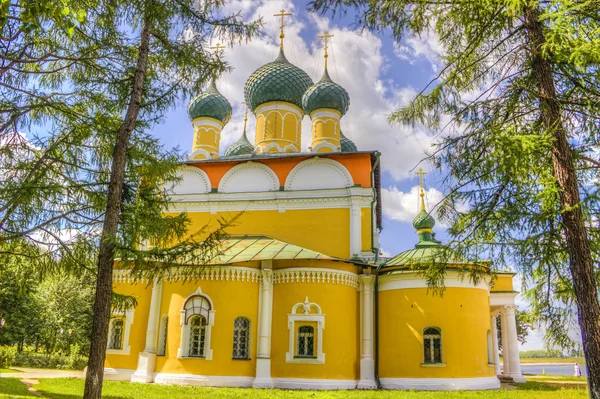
[103,21,524,390]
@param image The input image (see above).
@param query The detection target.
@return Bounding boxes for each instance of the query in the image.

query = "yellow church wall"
[178,208,351,259]
[154,279,259,377]
[271,281,359,380]
[378,287,494,379]
[105,282,153,371]
[491,274,515,292]
[361,209,372,252]
[190,117,223,160]
[254,101,303,152]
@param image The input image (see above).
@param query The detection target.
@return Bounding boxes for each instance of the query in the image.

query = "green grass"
[0,379,36,399]
[520,357,585,364]
[527,375,587,383]
[0,370,21,374]
[13,378,584,399]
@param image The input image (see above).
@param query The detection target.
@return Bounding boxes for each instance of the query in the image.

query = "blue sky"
[147,0,549,349]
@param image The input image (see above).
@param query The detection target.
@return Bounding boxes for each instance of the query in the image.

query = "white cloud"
[393,30,443,72]
[381,185,446,225]
[209,0,435,181]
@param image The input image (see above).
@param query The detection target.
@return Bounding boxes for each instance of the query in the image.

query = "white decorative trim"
[490,292,517,306]
[285,157,354,191]
[189,148,214,160]
[378,271,491,292]
[193,118,223,129]
[286,297,325,364]
[310,110,341,120]
[166,267,261,283]
[272,378,357,390]
[106,309,134,355]
[218,161,280,193]
[168,166,211,196]
[283,143,298,153]
[273,268,359,288]
[255,102,304,117]
[177,287,215,360]
[102,368,135,381]
[311,141,339,153]
[154,373,254,387]
[380,377,500,391]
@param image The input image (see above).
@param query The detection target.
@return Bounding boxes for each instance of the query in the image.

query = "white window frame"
[177,288,215,360]
[106,309,134,355]
[286,297,325,364]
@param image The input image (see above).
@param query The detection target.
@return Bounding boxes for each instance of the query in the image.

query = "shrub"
[0,346,17,368]
[13,350,87,370]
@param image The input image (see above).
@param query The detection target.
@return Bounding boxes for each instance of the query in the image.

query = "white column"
[131,278,162,383]
[350,198,362,258]
[358,275,376,389]
[491,312,501,375]
[253,260,274,388]
[502,306,525,382]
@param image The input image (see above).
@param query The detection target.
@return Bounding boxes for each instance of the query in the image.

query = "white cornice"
[379,270,491,292]
[489,291,517,306]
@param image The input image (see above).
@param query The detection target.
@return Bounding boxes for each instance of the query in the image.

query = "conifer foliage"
[311,0,600,396]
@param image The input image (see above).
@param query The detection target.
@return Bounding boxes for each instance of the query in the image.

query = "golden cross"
[415,168,427,211]
[317,31,334,69]
[242,101,248,132]
[209,43,224,60]
[274,9,292,50]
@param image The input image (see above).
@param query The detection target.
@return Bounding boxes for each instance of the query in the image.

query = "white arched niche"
[167,166,211,195]
[285,157,354,191]
[218,161,280,193]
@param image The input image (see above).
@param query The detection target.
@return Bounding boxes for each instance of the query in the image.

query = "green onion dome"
[340,131,358,152]
[244,50,313,113]
[302,68,350,116]
[188,80,232,124]
[413,209,436,230]
[224,131,254,157]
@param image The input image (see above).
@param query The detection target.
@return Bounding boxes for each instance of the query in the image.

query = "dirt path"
[19,379,50,399]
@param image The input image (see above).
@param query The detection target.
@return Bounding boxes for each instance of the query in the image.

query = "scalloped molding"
[285,157,354,191]
[168,166,211,195]
[193,119,223,129]
[219,161,280,193]
[311,141,340,153]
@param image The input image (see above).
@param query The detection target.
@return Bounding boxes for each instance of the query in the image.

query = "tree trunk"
[83,17,151,399]
[525,7,600,399]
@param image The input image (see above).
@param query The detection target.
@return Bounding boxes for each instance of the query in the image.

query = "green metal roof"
[340,131,358,152]
[385,243,467,267]
[188,80,232,123]
[209,236,340,264]
[224,130,254,157]
[244,50,313,112]
[302,68,350,116]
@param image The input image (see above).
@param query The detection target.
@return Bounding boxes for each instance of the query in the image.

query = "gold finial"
[317,31,334,69]
[415,168,427,211]
[274,9,292,50]
[242,101,248,132]
[210,43,224,60]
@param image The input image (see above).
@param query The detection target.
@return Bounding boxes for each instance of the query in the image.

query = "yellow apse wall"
[378,286,495,379]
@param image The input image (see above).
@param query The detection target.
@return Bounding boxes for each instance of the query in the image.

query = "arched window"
[232,317,250,359]
[423,327,442,363]
[108,318,123,350]
[297,325,315,357]
[157,315,168,356]
[177,290,215,360]
[189,315,207,357]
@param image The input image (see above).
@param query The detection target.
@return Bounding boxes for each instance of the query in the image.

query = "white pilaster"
[131,278,163,383]
[358,275,376,389]
[502,306,525,383]
[500,309,510,377]
[350,198,362,258]
[253,260,274,388]
[491,312,501,375]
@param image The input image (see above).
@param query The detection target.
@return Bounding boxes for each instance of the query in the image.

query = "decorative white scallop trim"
[379,376,500,391]
[310,110,341,120]
[154,373,254,387]
[378,271,491,292]
[285,157,354,191]
[168,166,211,195]
[113,267,261,284]
[273,268,359,288]
[189,148,214,160]
[218,161,280,193]
[193,119,223,129]
[255,102,304,117]
[311,141,339,153]
[272,378,357,390]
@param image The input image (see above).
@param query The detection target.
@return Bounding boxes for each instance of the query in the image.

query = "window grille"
[423,327,442,363]
[108,318,124,350]
[297,325,315,357]
[189,315,207,357]
[157,316,168,356]
[232,317,250,359]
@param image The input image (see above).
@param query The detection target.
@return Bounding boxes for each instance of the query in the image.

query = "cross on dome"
[274,9,292,50]
[317,31,334,69]
[209,43,224,61]
[415,168,427,211]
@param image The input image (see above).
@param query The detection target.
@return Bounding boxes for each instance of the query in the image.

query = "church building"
[103,12,524,390]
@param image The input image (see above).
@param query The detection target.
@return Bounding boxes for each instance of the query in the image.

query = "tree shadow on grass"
[516,382,586,391]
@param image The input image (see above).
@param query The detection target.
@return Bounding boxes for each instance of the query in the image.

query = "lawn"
[0,379,574,399]
[0,370,21,374]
